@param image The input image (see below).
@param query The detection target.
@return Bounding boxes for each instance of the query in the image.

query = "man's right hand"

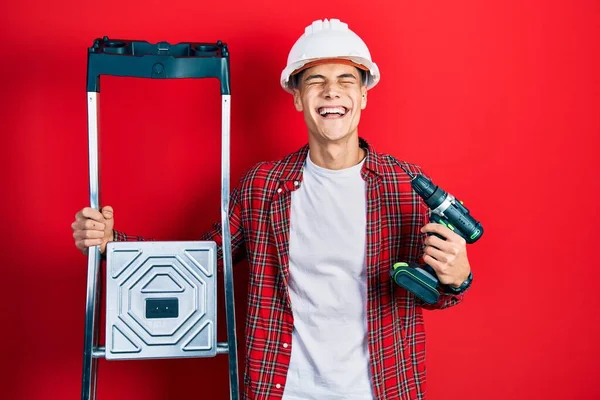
[72,206,115,255]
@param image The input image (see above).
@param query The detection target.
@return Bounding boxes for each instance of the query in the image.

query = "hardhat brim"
[280,56,380,93]
[292,59,369,76]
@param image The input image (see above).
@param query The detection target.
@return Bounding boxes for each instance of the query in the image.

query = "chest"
[288,178,367,279]
[290,171,367,238]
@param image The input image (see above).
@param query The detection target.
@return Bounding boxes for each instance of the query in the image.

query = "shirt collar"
[278,137,383,185]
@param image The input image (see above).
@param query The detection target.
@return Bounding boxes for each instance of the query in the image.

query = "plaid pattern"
[114,137,465,399]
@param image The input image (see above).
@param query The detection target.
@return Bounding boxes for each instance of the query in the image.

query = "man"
[72,18,472,400]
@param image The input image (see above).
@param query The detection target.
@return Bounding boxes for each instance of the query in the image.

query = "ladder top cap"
[88,37,229,59]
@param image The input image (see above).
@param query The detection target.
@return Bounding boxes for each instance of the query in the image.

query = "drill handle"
[420,263,437,278]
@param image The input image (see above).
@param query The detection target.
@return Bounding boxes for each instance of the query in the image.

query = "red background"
[2,0,599,399]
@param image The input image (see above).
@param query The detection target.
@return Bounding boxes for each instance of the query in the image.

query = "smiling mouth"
[318,106,348,118]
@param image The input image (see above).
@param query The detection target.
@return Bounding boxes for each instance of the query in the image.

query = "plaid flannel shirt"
[114,137,466,399]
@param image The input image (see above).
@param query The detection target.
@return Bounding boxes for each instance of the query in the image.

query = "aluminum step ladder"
[81,36,239,400]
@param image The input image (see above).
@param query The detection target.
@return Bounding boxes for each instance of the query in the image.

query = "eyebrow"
[304,73,358,82]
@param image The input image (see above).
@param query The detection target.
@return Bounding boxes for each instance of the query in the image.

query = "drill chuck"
[411,174,437,201]
[404,168,483,244]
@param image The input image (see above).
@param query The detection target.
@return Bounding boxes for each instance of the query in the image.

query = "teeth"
[319,107,346,116]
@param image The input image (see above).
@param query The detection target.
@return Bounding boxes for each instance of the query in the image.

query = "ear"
[293,89,304,112]
[361,87,367,110]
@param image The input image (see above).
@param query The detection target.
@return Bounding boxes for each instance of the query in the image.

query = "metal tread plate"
[105,241,217,360]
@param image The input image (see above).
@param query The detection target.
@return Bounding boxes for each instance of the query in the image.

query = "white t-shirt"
[282,151,374,400]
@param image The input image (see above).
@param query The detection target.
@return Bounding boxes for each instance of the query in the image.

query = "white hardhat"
[280,18,380,93]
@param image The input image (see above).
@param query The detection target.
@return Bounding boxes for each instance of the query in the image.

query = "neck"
[307,134,365,170]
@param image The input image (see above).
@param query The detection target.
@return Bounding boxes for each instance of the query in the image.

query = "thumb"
[101,205,114,220]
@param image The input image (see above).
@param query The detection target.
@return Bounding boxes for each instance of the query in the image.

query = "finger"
[421,222,453,238]
[101,205,114,220]
[76,238,103,249]
[425,237,462,260]
[76,207,104,223]
[424,245,451,264]
[73,229,105,240]
[424,234,453,252]
[72,219,106,232]
[84,219,106,231]
[422,223,464,244]
[423,254,443,273]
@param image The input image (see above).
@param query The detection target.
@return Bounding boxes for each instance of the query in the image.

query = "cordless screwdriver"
[388,157,484,304]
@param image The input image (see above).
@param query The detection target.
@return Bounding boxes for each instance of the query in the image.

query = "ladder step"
[92,346,106,358]
[216,342,229,354]
[93,344,228,358]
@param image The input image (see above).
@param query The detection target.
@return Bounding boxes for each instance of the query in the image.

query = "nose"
[322,82,341,99]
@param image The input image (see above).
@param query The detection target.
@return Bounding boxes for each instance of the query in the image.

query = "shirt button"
[283,343,289,348]
[276,384,281,389]
[294,181,299,186]
[277,188,282,193]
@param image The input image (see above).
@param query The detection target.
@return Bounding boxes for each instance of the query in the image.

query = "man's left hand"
[421,223,471,288]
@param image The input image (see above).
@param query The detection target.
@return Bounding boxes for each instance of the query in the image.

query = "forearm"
[199,221,246,272]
